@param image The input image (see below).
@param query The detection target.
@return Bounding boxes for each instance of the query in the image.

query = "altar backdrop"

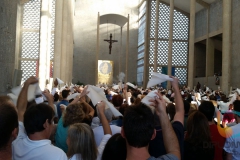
[98,60,113,85]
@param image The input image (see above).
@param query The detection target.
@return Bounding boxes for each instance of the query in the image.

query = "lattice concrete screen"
[148,1,189,87]
[21,61,37,81]
[175,68,187,85]
[21,0,56,81]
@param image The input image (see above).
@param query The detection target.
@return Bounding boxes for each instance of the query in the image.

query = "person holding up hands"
[121,82,181,160]
[149,76,184,159]
[66,101,112,160]
[12,76,68,160]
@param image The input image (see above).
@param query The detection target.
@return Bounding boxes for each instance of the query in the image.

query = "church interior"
[2,1,240,160]
[0,0,239,95]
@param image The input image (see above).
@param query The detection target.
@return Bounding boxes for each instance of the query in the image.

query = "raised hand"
[97,101,106,113]
[154,92,167,116]
[25,76,38,85]
[169,76,179,88]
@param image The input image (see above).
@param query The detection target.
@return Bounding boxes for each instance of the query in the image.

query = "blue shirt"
[55,117,68,153]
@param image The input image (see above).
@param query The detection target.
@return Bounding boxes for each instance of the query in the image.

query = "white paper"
[67,93,80,100]
[236,88,240,95]
[27,84,38,101]
[126,82,137,89]
[56,78,64,85]
[109,91,117,96]
[112,85,119,90]
[87,85,123,117]
[141,90,159,106]
[70,83,75,93]
[11,86,22,96]
[11,83,43,102]
[147,72,173,88]
[7,93,18,106]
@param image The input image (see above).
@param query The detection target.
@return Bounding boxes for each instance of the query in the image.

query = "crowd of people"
[1,75,240,160]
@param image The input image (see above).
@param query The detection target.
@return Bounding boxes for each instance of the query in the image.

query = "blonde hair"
[67,123,97,160]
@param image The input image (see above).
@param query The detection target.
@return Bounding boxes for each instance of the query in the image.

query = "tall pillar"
[188,0,196,89]
[60,0,68,83]
[167,0,174,89]
[68,0,74,84]
[206,38,214,77]
[154,0,160,72]
[53,0,63,80]
[95,12,100,85]
[125,14,129,83]
[143,0,150,88]
[39,0,52,90]
[119,27,123,74]
[222,0,231,94]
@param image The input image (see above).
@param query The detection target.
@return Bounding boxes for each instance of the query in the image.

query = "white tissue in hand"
[147,72,173,88]
[141,90,158,106]
[87,85,122,117]
[67,93,80,100]
[126,82,137,89]
[11,83,43,102]
[56,78,64,85]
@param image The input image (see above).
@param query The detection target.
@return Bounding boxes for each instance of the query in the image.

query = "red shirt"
[209,124,226,160]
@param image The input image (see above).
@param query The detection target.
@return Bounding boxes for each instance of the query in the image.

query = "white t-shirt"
[217,101,230,112]
[93,125,121,146]
[224,123,240,160]
[12,122,67,160]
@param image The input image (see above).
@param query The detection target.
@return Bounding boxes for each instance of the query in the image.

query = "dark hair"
[198,101,215,121]
[24,103,55,135]
[186,94,193,103]
[183,100,190,114]
[0,102,18,150]
[209,95,217,101]
[123,103,154,147]
[221,95,228,103]
[167,103,176,121]
[62,90,70,99]
[54,93,59,102]
[233,100,240,117]
[112,95,123,107]
[119,104,128,116]
[185,111,212,146]
[102,133,127,160]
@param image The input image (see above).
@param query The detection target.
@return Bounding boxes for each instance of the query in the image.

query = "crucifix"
[104,33,118,54]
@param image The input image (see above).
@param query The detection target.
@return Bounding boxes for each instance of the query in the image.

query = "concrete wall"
[194,0,240,90]
[194,43,206,77]
[0,0,18,94]
[231,0,240,88]
[195,0,222,39]
[73,0,138,85]
[194,76,221,90]
[195,9,207,38]
[209,0,222,33]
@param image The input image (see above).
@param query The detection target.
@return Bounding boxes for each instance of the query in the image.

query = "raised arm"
[97,101,112,135]
[171,76,184,125]
[17,76,38,122]
[69,86,89,105]
[43,90,54,111]
[154,92,181,159]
